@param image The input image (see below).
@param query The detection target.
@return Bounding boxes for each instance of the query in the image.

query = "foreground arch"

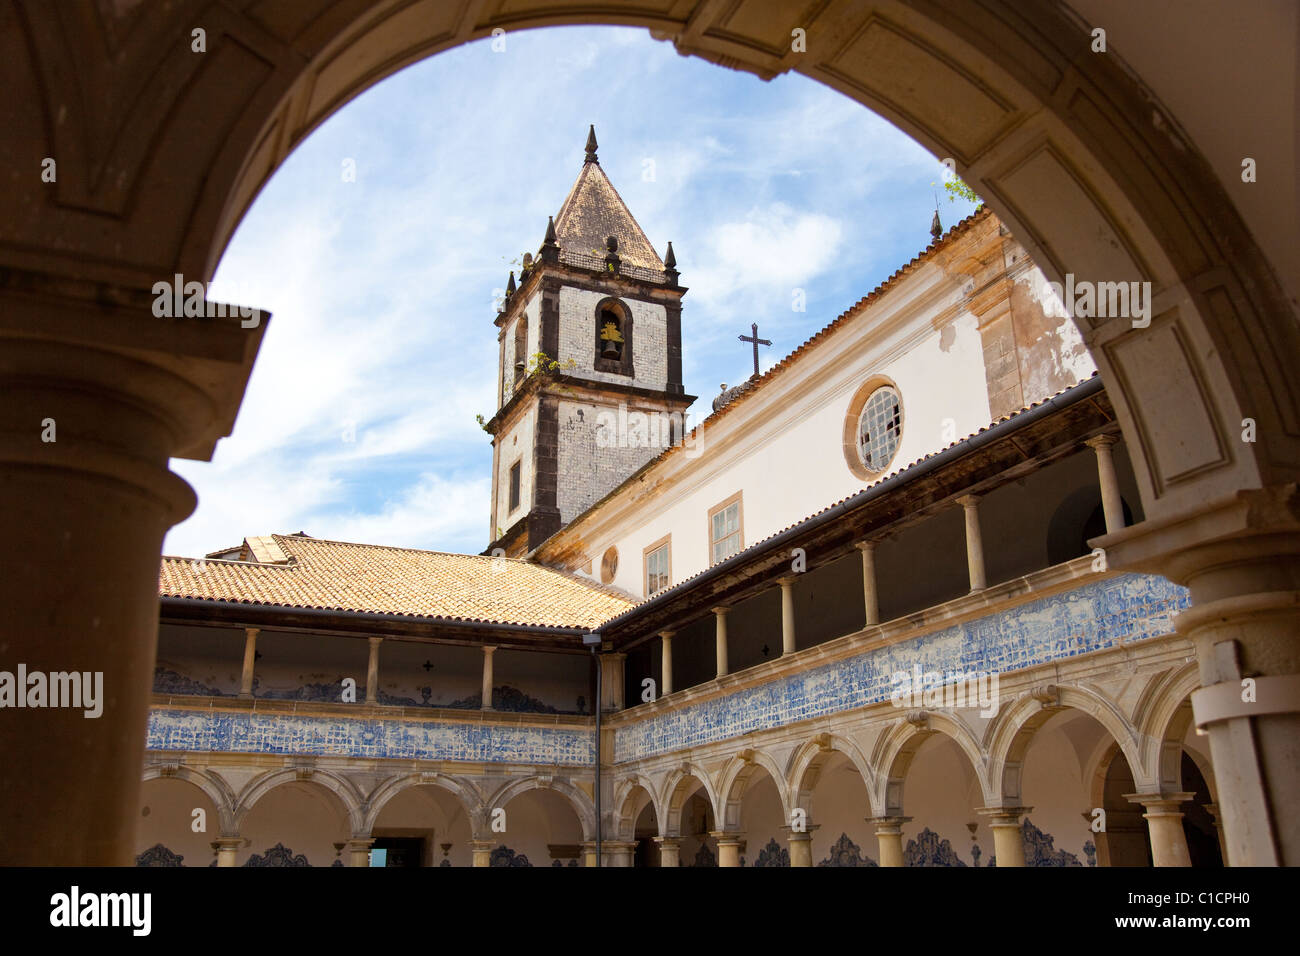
[1,1,1296,864]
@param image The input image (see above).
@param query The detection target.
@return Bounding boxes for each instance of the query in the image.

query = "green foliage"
[941,176,982,206]
[525,351,577,377]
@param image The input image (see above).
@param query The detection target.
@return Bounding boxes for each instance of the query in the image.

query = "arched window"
[593,298,634,376]
[599,308,623,360]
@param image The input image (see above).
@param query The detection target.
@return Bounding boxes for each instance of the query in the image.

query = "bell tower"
[484,126,695,556]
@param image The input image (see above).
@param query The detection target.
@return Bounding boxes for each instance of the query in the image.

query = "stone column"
[653,836,680,868]
[1098,485,1300,866]
[711,832,744,867]
[581,841,599,868]
[346,837,375,867]
[779,576,797,656]
[956,494,987,591]
[1127,793,1194,867]
[0,277,266,864]
[470,840,494,867]
[660,631,675,697]
[1085,434,1125,534]
[978,806,1031,867]
[856,540,879,626]
[365,636,382,705]
[600,652,626,712]
[239,627,259,698]
[480,645,496,711]
[607,840,637,867]
[1204,803,1231,865]
[212,836,245,868]
[713,607,730,679]
[785,824,818,867]
[871,816,910,867]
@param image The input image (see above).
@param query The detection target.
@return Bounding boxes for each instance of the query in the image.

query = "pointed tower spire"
[506,270,517,297]
[930,203,943,242]
[584,124,599,165]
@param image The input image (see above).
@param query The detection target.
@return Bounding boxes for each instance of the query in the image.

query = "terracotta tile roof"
[554,156,664,273]
[160,534,633,629]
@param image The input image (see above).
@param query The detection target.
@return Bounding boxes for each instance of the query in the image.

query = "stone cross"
[738,322,772,378]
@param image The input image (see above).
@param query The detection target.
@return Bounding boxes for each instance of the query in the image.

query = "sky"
[164,25,978,559]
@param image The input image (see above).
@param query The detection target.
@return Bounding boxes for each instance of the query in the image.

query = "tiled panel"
[147,710,593,766]
[614,573,1189,763]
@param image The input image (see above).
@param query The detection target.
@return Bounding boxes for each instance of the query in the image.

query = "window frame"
[707,491,744,566]
[507,459,522,514]
[642,533,672,596]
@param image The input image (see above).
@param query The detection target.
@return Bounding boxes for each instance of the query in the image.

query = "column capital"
[1084,433,1119,450]
[1124,791,1195,813]
[210,836,247,851]
[481,644,497,654]
[244,626,260,637]
[976,805,1032,825]
[782,824,819,841]
[708,830,745,844]
[658,629,676,640]
[711,605,731,616]
[777,574,798,587]
[868,815,912,833]
[854,538,877,553]
[368,635,383,647]
[955,493,981,508]
[652,836,680,848]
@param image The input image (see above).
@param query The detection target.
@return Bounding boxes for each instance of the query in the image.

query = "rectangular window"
[708,492,743,565]
[644,535,671,596]
[508,461,521,513]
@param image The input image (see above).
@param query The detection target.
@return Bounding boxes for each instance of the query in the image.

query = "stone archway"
[788,736,878,867]
[2,2,1296,864]
[872,713,988,866]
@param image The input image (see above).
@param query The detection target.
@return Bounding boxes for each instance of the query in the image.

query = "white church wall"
[557,286,667,391]
[575,291,994,599]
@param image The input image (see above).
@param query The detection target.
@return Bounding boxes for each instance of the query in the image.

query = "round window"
[857,386,902,472]
[600,546,619,584]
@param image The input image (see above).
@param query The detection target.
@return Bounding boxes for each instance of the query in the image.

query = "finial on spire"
[663,241,679,287]
[930,203,943,241]
[584,125,599,165]
[540,215,559,263]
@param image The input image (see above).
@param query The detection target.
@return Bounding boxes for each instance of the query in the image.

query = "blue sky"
[164,26,977,558]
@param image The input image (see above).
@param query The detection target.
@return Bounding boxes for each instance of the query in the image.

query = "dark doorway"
[373,836,425,867]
